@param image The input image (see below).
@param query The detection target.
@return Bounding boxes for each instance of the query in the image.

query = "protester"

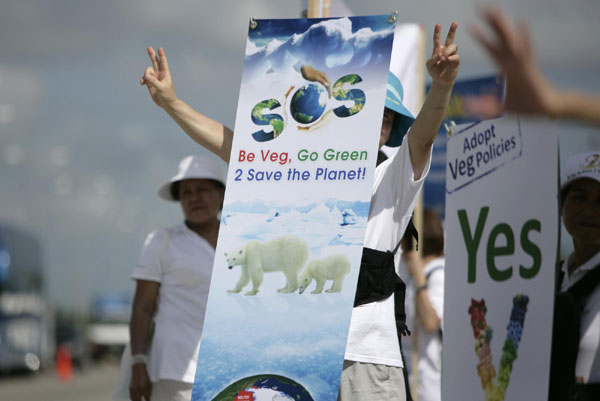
[470,5,600,126]
[128,155,226,401]
[401,209,445,401]
[472,8,600,398]
[549,151,600,400]
[140,22,459,401]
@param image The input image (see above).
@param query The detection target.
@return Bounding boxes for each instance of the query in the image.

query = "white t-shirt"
[344,139,430,367]
[413,257,444,401]
[131,223,215,383]
[560,250,600,384]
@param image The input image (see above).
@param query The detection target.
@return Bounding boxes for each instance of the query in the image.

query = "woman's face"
[379,108,395,149]
[562,178,600,247]
[178,179,224,225]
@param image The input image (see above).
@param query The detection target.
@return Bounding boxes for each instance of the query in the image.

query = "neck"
[185,219,220,248]
[570,241,600,275]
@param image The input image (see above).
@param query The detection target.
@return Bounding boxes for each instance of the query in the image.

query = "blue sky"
[1,0,599,312]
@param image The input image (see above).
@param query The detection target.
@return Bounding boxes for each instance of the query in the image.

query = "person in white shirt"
[549,151,600,401]
[401,209,445,401]
[139,22,460,401]
[128,155,227,401]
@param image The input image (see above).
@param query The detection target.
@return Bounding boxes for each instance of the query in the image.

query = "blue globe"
[290,84,328,124]
[211,374,314,401]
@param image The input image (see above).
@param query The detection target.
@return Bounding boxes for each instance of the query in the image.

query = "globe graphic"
[212,374,314,401]
[290,84,328,124]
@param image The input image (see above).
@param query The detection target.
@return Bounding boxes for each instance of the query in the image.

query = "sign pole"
[410,27,427,401]
[307,0,321,18]
[322,0,331,17]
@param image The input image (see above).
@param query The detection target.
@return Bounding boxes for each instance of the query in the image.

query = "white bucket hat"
[561,151,600,192]
[158,154,228,201]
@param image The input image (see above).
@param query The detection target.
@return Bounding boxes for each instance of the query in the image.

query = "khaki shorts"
[338,360,407,401]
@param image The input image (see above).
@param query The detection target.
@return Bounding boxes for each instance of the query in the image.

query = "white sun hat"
[158,154,228,201]
[561,151,600,192]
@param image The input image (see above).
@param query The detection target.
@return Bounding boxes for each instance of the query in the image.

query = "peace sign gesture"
[140,46,177,109]
[426,22,460,86]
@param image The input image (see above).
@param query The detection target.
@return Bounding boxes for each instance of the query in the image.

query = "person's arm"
[470,6,600,126]
[403,251,442,334]
[141,47,233,162]
[300,64,332,97]
[129,280,160,401]
[408,23,460,180]
[546,89,600,126]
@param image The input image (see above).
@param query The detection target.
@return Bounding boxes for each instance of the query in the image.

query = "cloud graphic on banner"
[244,18,394,82]
[220,199,368,250]
[261,337,340,359]
[225,198,370,217]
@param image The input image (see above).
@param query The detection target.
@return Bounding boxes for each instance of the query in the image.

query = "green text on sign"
[458,207,542,283]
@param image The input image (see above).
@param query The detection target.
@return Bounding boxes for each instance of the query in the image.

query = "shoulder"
[372,144,407,190]
[132,227,176,280]
[376,142,408,170]
[141,225,181,252]
[374,141,421,187]
[142,228,166,247]
[425,257,445,277]
[144,226,174,242]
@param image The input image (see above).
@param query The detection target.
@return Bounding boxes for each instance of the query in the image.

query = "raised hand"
[140,47,177,109]
[470,7,560,117]
[407,22,460,180]
[426,22,460,86]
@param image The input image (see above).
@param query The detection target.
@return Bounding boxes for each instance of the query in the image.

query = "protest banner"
[191,15,421,401]
[424,75,505,218]
[442,116,558,401]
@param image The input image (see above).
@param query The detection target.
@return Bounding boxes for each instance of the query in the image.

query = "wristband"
[131,354,148,366]
[415,284,427,294]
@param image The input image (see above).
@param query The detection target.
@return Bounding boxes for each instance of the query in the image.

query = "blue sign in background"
[424,75,505,218]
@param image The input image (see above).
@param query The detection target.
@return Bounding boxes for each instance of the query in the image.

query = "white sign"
[442,117,558,401]
[192,16,405,401]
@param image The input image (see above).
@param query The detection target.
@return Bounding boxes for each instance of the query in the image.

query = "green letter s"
[519,219,542,279]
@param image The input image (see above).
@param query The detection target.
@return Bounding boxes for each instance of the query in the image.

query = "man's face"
[379,108,395,149]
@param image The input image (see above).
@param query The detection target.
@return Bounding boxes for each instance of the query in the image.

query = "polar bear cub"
[224,235,308,296]
[298,254,351,294]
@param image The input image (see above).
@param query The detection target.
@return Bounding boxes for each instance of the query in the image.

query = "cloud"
[261,336,342,359]
[0,66,44,125]
[243,17,394,82]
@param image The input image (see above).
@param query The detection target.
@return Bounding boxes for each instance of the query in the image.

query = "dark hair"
[559,185,571,213]
[421,208,444,258]
[170,179,225,201]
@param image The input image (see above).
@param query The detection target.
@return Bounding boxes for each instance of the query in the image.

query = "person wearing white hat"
[549,151,600,401]
[128,154,227,401]
[140,21,459,401]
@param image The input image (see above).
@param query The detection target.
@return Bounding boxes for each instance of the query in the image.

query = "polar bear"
[298,254,351,294]
[224,235,308,296]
